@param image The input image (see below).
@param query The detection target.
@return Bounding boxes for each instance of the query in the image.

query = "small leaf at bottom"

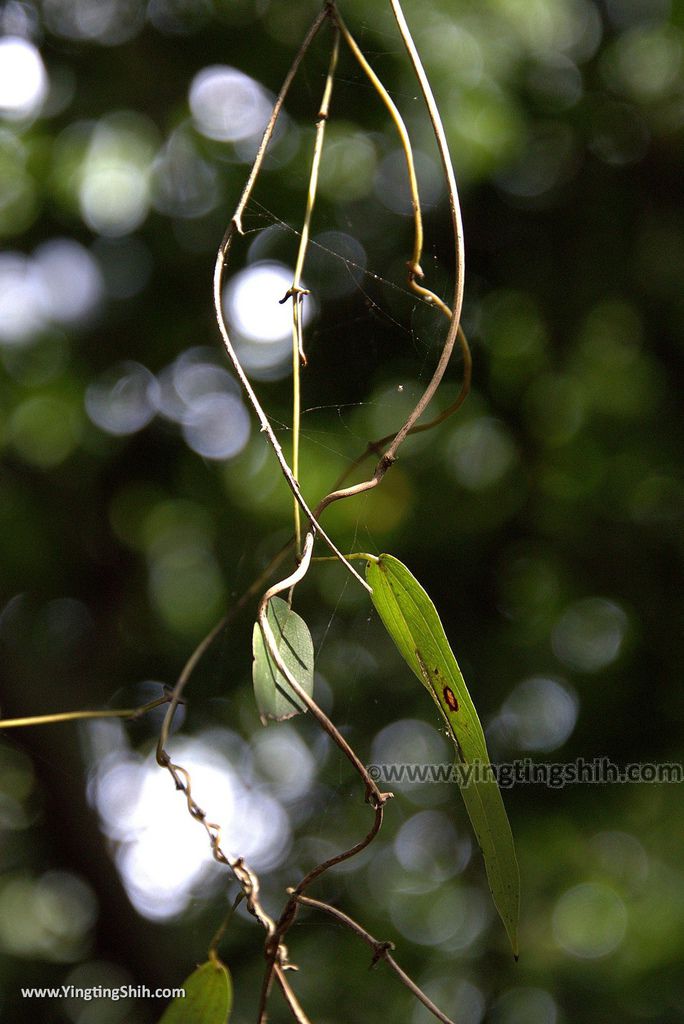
[158,960,232,1024]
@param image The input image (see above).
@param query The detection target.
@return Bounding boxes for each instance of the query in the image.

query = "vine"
[0,4,519,1022]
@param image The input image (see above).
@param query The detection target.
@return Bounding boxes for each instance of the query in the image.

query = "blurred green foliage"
[1,1,683,1022]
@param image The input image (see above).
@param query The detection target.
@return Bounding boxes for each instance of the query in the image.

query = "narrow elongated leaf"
[367,553,520,957]
[252,596,314,723]
[158,960,232,1024]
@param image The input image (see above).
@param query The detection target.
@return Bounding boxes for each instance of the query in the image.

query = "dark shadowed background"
[1,0,683,1021]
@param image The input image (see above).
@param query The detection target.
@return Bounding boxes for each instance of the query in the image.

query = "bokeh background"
[1,0,683,1021]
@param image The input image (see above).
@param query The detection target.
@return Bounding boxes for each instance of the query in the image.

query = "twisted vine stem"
[0,4,472,1022]
[155,2,471,1021]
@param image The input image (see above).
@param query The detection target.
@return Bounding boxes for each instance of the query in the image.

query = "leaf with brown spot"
[367,553,519,957]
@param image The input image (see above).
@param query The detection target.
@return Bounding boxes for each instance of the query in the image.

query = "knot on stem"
[279,285,311,305]
[366,786,393,809]
[370,939,395,969]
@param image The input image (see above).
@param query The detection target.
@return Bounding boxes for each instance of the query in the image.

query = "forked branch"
[296,894,457,1024]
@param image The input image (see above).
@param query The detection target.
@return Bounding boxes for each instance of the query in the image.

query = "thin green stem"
[333,10,422,273]
[208,894,243,966]
[292,29,339,293]
[157,614,228,758]
[273,965,313,1024]
[312,552,377,563]
[288,27,340,556]
[0,693,172,730]
[292,294,303,555]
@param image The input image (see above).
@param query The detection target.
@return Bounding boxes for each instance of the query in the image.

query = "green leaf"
[252,595,314,723]
[158,960,232,1024]
[366,553,520,957]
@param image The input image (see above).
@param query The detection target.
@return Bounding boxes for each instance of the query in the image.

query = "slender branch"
[294,799,383,894]
[156,615,227,757]
[295,895,457,1024]
[333,11,423,272]
[227,6,331,239]
[0,693,173,730]
[274,965,313,1024]
[384,0,466,457]
[291,289,305,558]
[288,26,340,556]
[208,893,243,966]
[385,0,464,452]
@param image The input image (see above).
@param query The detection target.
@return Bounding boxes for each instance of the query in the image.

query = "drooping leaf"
[252,595,314,723]
[158,959,232,1024]
[366,553,520,957]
